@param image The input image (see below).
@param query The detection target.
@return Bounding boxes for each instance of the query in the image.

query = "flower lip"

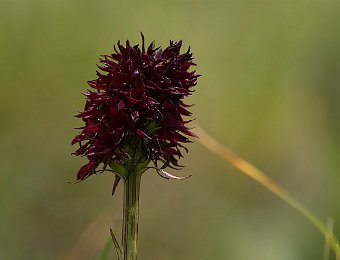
[72,33,199,181]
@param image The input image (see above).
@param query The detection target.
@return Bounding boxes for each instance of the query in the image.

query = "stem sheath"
[122,169,142,260]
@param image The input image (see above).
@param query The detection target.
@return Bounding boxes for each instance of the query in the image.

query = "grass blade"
[194,124,340,255]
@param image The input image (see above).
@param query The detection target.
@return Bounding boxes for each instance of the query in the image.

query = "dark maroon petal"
[145,80,160,90]
[71,133,87,145]
[84,124,100,132]
[141,97,159,107]
[72,142,91,156]
[127,97,142,105]
[77,161,96,180]
[131,77,145,100]
[178,106,192,116]
[110,72,127,89]
[117,100,127,110]
[162,40,182,58]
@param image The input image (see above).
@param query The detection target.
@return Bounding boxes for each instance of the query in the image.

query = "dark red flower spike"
[72,34,199,181]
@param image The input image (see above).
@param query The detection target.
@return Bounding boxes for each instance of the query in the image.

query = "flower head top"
[72,34,199,181]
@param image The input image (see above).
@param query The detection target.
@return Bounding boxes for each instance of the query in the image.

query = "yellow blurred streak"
[60,209,118,260]
[194,124,340,256]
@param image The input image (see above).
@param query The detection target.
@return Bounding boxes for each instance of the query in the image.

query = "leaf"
[98,230,122,260]
[110,228,122,260]
[112,175,121,196]
[109,161,128,180]
[136,159,151,173]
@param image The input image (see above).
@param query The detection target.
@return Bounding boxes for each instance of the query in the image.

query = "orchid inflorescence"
[72,34,199,183]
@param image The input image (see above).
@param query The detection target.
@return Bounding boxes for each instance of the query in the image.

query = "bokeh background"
[1,0,340,259]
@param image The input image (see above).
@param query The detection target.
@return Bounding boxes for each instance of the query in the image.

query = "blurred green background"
[1,0,340,259]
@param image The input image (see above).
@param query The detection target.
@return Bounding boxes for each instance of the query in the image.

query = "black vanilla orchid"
[72,34,199,260]
[72,34,199,181]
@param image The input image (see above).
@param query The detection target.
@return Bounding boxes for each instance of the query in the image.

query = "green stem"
[122,168,142,260]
